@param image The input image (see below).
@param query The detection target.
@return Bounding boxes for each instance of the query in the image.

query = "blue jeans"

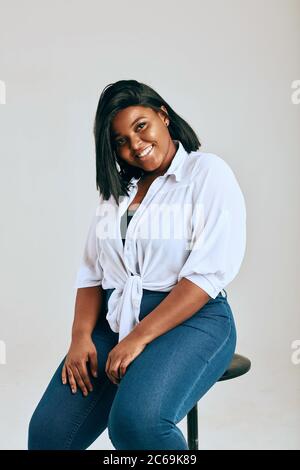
[28,288,236,450]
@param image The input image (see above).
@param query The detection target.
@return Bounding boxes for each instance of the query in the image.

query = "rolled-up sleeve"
[177,157,246,298]
[73,207,103,289]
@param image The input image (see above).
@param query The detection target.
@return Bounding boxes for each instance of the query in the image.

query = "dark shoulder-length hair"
[93,79,201,205]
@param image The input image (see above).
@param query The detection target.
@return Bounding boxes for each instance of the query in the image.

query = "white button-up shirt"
[74,140,246,342]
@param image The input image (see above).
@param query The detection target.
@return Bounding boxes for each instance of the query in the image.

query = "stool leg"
[187,403,198,450]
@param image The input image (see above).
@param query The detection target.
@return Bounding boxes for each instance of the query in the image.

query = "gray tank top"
[121,205,139,245]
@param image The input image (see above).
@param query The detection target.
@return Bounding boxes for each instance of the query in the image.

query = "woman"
[28,79,246,450]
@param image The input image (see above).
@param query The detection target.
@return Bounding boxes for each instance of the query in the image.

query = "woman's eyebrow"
[112,116,148,138]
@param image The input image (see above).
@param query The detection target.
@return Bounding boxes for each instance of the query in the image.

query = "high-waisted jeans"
[28,287,236,450]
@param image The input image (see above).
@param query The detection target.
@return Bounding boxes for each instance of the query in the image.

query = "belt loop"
[221,289,227,299]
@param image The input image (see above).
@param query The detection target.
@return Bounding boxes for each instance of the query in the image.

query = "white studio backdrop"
[0,0,299,450]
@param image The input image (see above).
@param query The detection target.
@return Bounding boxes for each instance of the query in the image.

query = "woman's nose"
[131,138,146,154]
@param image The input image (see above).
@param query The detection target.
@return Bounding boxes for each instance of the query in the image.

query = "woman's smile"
[136,144,154,160]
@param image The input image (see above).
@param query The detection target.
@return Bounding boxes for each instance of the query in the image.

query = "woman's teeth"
[137,145,154,158]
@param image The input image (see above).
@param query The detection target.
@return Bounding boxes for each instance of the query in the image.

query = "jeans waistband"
[104,287,228,300]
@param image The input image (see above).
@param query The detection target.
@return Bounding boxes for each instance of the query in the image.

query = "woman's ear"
[160,105,168,115]
[158,105,169,124]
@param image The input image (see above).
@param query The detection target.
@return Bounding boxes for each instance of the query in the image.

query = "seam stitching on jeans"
[63,379,112,450]
[173,314,234,423]
[158,338,185,432]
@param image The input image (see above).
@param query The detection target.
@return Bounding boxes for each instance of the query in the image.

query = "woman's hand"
[62,333,98,397]
[105,335,147,385]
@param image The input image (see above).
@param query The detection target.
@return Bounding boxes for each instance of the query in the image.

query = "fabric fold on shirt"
[106,273,143,342]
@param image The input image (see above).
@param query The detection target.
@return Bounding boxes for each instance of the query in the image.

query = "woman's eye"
[115,137,126,146]
[114,122,146,146]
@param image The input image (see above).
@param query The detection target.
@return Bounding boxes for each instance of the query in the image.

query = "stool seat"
[217,353,251,381]
[187,353,251,450]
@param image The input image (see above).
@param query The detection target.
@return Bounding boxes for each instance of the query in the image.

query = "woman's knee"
[28,405,68,450]
[107,398,163,449]
[28,408,46,450]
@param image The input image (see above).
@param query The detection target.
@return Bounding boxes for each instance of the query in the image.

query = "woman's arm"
[62,286,104,396]
[129,278,210,345]
[71,286,104,339]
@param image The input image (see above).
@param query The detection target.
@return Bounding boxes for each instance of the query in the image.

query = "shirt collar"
[131,139,187,185]
[163,139,187,182]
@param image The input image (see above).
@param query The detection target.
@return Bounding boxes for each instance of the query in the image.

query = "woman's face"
[110,105,177,176]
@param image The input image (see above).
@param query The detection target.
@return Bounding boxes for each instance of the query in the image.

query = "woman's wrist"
[71,328,92,341]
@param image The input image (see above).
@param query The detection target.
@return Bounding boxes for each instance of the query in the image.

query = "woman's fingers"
[105,356,120,385]
[61,363,67,385]
[63,360,96,396]
[66,365,77,394]
[72,366,89,396]
[119,363,127,379]
[77,361,94,392]
[89,350,98,378]
[105,356,115,384]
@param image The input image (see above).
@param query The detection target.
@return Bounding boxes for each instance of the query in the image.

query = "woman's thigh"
[28,302,119,450]
[109,292,236,433]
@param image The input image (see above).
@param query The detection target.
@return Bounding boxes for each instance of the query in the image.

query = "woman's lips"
[136,144,154,160]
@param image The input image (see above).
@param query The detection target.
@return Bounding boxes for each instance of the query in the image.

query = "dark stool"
[187,353,251,450]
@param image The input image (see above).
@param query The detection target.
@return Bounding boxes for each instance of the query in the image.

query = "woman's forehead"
[111,106,155,134]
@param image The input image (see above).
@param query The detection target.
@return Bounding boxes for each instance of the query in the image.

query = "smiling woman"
[110,105,177,176]
[27,79,246,451]
[93,79,201,203]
